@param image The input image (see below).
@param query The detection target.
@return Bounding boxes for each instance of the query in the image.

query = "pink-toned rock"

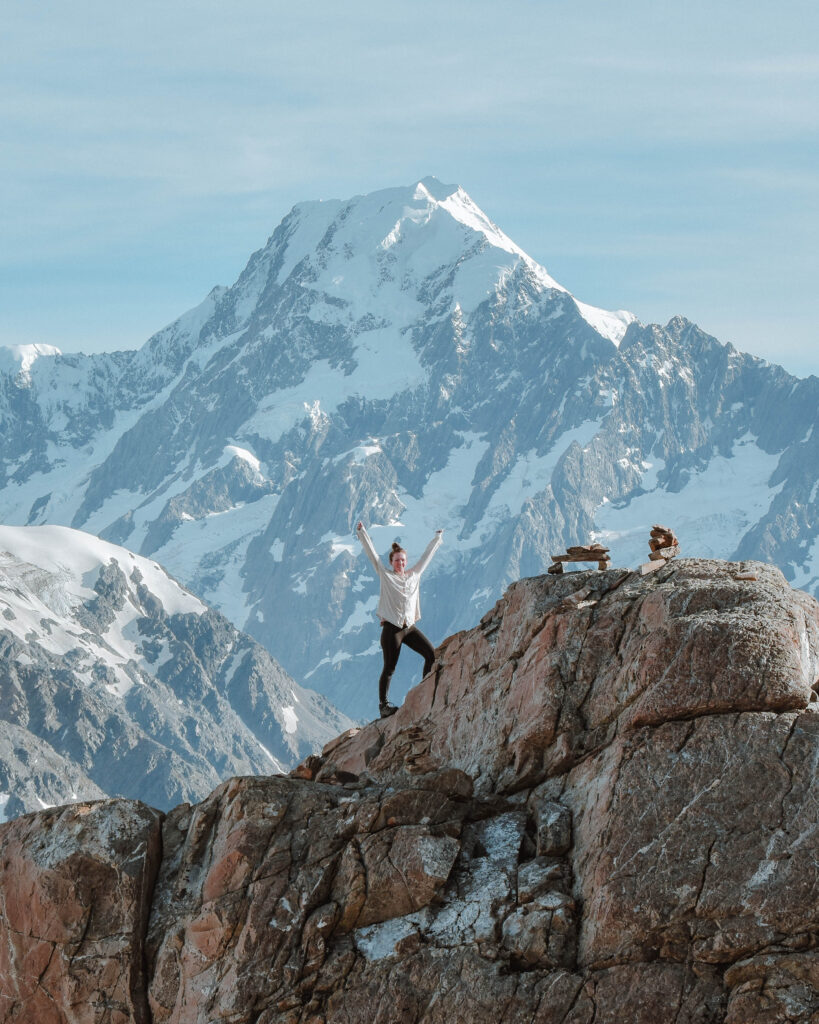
[334,825,460,929]
[324,955,585,1024]
[329,559,819,793]
[568,709,819,969]
[0,799,162,1024]
[501,893,576,968]
[144,773,473,1024]
[563,962,726,1023]
[3,558,819,1022]
[724,951,819,1022]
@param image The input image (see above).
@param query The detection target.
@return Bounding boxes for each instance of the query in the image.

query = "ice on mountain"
[0,343,62,379]
[321,533,356,560]
[339,596,378,635]
[222,445,264,476]
[333,443,382,465]
[281,706,298,734]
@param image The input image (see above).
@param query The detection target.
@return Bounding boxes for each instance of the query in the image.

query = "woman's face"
[390,550,407,573]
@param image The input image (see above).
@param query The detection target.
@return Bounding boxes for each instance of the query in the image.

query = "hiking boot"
[379,701,398,718]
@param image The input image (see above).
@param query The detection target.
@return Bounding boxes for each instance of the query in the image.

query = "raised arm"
[411,530,443,576]
[356,522,385,578]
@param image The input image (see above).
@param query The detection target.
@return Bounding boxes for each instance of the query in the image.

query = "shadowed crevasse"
[1,557,818,1023]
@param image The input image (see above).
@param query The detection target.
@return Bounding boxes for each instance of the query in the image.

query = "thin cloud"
[0,0,817,376]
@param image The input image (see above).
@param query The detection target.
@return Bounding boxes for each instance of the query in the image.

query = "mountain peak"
[0,343,61,378]
[255,178,634,344]
[413,175,459,201]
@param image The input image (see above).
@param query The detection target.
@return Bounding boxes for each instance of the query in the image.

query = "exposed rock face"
[327,559,819,789]
[0,800,162,1024]
[1,559,818,1022]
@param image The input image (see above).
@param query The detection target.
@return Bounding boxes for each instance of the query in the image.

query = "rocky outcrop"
[0,800,162,1024]
[1,558,818,1022]
[326,558,819,789]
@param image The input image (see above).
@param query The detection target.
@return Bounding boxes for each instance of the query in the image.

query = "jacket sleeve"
[356,524,385,578]
[411,532,442,576]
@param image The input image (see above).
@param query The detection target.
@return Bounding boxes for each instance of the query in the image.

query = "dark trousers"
[378,622,436,704]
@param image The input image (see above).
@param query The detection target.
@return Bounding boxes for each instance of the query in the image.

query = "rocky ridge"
[0,525,352,820]
[1,557,818,1023]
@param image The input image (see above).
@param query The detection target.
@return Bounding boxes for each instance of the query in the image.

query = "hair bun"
[389,541,407,564]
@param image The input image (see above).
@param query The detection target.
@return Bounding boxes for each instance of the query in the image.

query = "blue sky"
[1,0,817,374]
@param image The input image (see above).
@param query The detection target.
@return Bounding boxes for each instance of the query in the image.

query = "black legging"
[378,622,435,704]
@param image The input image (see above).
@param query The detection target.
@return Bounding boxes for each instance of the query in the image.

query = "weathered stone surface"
[327,559,819,792]
[724,951,819,1022]
[568,711,819,968]
[533,796,572,856]
[517,856,571,903]
[501,892,576,968]
[2,559,819,1022]
[143,773,476,1024]
[0,800,162,1024]
[324,954,586,1024]
[565,963,727,1023]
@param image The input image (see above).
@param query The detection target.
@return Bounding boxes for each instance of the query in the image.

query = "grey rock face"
[0,721,106,821]
[0,525,352,820]
[1,179,817,719]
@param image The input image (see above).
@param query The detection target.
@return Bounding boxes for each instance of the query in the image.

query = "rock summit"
[1,558,818,1023]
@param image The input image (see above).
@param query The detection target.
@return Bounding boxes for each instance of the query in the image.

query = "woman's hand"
[435,529,443,535]
[357,521,364,531]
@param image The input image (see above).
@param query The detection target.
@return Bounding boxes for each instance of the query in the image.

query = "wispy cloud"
[0,0,817,373]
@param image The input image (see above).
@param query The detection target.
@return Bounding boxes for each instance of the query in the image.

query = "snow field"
[271,178,633,342]
[593,434,784,568]
[365,419,604,569]
[0,524,205,693]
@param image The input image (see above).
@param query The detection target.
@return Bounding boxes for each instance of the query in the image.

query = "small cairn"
[639,524,680,575]
[548,543,611,574]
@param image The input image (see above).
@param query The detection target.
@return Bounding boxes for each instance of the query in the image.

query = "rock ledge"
[1,559,818,1023]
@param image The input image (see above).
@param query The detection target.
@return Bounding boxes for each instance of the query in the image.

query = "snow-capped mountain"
[1,177,818,718]
[0,525,352,820]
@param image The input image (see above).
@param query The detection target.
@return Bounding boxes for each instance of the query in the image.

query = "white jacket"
[356,524,442,628]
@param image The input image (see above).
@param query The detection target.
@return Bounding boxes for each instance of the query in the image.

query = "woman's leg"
[378,623,402,705]
[402,626,436,678]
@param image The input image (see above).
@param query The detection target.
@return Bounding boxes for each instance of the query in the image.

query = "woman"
[356,521,443,718]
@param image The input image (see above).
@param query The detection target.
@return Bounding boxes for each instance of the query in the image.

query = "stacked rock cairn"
[639,524,680,575]
[548,543,611,574]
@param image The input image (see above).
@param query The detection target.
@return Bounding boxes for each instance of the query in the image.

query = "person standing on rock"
[356,521,443,719]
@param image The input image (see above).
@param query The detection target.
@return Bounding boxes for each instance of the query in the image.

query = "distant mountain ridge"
[1,177,817,717]
[0,524,352,820]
